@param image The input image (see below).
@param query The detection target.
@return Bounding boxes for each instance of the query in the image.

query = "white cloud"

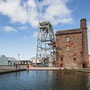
[33,32,38,38]
[0,0,72,27]
[0,0,28,24]
[4,26,17,32]
[17,26,28,30]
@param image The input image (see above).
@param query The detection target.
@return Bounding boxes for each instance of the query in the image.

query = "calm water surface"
[0,70,90,90]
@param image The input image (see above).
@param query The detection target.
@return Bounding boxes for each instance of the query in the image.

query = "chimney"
[80,18,87,29]
[80,18,89,67]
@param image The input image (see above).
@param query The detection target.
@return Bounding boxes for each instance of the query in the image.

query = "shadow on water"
[0,70,90,90]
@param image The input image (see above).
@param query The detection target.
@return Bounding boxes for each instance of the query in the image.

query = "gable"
[0,55,8,65]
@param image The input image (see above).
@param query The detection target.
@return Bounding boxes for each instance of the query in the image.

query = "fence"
[0,65,27,72]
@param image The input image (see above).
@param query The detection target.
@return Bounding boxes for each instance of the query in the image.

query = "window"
[66,46,70,51]
[73,56,77,60]
[66,36,70,42]
[60,56,63,61]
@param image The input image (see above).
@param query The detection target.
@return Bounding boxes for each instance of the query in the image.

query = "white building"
[0,55,18,65]
[30,57,41,64]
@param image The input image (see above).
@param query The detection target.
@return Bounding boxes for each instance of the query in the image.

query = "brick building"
[56,19,89,69]
[89,55,90,67]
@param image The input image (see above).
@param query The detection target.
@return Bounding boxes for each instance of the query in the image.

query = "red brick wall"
[56,33,82,69]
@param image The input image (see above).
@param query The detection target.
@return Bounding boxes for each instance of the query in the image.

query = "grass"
[75,68,90,72]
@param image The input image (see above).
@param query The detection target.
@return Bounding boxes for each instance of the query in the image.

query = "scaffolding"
[36,21,56,66]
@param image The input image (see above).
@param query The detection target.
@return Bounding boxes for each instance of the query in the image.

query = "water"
[0,70,90,90]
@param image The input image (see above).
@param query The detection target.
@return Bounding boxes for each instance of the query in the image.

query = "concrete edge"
[0,69,26,74]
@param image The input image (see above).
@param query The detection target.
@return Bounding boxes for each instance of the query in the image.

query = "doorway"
[83,63,86,68]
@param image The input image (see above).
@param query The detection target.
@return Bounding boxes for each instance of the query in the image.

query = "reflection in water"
[0,70,90,90]
[56,71,89,90]
[26,70,30,74]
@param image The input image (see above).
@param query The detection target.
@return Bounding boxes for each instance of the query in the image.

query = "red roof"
[41,58,46,63]
[49,43,56,46]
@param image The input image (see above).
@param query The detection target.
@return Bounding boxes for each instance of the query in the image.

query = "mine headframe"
[36,21,56,65]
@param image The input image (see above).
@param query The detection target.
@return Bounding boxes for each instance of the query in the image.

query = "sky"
[0,0,90,60]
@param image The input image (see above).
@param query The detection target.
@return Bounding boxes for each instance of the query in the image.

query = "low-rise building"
[30,57,42,66]
[8,57,18,65]
[19,60,30,65]
[0,55,18,65]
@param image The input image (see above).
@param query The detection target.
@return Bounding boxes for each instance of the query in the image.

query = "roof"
[0,55,5,58]
[48,43,56,46]
[7,57,17,61]
[30,57,42,63]
[19,60,30,62]
[56,28,82,35]
[0,55,17,61]
[30,57,39,61]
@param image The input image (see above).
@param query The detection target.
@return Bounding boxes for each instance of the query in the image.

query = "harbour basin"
[0,70,90,90]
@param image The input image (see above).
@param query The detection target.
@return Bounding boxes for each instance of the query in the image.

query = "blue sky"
[0,0,90,60]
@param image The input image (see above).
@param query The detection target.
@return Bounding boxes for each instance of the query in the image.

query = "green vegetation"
[29,61,32,65]
[59,69,76,73]
[59,68,90,72]
[75,69,90,72]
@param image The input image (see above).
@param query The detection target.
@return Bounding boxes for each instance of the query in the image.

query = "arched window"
[66,46,70,51]
[60,56,63,61]
[73,56,77,60]
[66,36,70,42]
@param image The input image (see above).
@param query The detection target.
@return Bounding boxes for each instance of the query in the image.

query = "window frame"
[60,55,64,61]
[66,45,70,51]
[66,36,70,42]
[73,55,77,61]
